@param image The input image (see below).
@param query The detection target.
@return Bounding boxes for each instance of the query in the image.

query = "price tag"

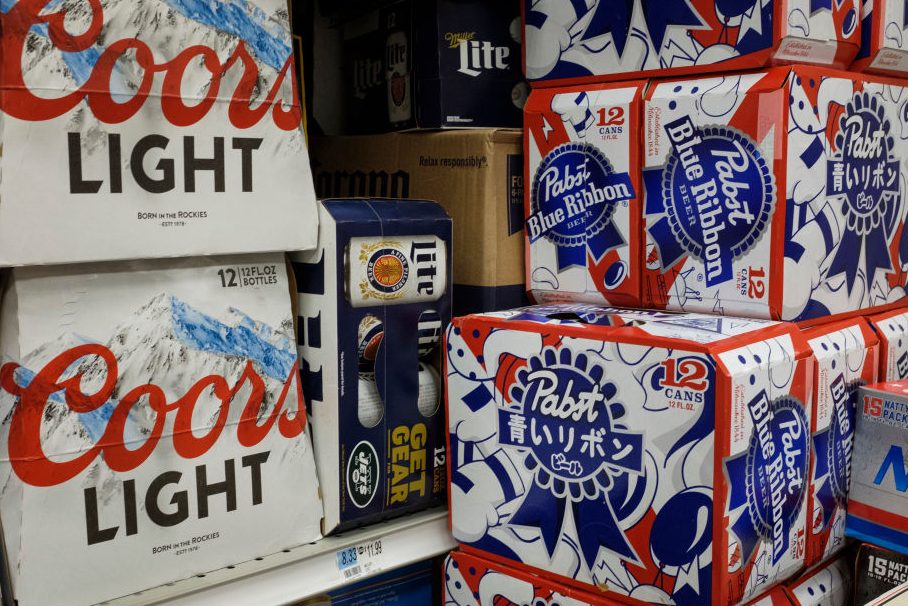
[334,538,386,582]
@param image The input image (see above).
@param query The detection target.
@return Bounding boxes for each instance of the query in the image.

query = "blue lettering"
[873,445,908,492]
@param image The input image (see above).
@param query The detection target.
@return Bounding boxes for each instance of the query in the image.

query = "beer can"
[346,235,447,308]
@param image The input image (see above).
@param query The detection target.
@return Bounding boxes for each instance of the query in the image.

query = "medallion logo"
[647,118,775,286]
[347,441,380,509]
[367,249,409,293]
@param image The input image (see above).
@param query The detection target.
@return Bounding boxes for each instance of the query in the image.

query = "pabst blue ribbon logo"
[367,249,409,294]
[527,143,634,271]
[498,347,644,567]
[826,92,900,291]
[645,118,775,287]
[725,393,809,565]
[812,375,858,529]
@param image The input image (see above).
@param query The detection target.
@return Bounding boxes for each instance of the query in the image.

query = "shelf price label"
[335,538,385,582]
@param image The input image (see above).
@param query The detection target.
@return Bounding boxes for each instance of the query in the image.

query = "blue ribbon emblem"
[498,347,644,567]
[826,92,900,293]
[529,142,633,271]
[645,118,775,287]
[812,375,858,530]
[725,393,809,566]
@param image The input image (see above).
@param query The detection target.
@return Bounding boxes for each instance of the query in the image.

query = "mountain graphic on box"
[0,293,300,502]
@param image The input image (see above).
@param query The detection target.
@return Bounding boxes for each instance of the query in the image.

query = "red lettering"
[0,345,306,487]
[0,0,301,130]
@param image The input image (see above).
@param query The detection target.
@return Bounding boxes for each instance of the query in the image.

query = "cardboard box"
[867,308,908,381]
[786,554,854,605]
[340,0,525,133]
[523,0,861,87]
[310,130,527,316]
[525,82,643,306]
[853,543,908,604]
[863,581,908,605]
[443,549,623,605]
[643,66,908,321]
[847,382,908,554]
[0,0,318,266]
[0,255,322,606]
[853,1,908,76]
[446,304,813,605]
[291,199,451,533]
[803,319,878,565]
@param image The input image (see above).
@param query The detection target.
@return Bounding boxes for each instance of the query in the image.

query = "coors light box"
[447,304,813,605]
[0,0,318,266]
[0,255,322,606]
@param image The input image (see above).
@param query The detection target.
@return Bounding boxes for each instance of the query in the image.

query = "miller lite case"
[291,199,451,534]
[523,0,861,87]
[525,82,643,306]
[447,304,813,605]
[0,255,323,606]
[803,318,878,565]
[443,550,622,606]
[853,0,908,76]
[0,0,318,267]
[867,308,908,381]
[847,381,908,554]
[342,0,524,133]
[644,66,908,321]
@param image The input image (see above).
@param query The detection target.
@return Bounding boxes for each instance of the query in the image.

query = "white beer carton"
[0,1,318,266]
[447,304,813,605]
[0,255,322,606]
[867,307,908,381]
[803,318,878,565]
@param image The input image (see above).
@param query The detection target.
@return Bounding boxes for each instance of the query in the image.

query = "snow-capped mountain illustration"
[0,293,303,504]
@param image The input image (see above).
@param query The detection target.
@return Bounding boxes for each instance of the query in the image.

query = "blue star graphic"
[584,0,702,56]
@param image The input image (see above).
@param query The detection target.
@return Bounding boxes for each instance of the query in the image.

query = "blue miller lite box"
[447,304,814,605]
[291,199,452,533]
[847,381,908,555]
[523,0,861,87]
[341,0,525,133]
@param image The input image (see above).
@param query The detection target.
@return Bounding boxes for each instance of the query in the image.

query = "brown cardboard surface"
[310,129,524,292]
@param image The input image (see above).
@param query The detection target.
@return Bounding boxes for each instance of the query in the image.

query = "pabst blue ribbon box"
[446,304,814,606]
[291,199,451,534]
[643,66,908,321]
[785,554,853,606]
[867,307,908,382]
[803,318,878,565]
[525,82,643,306]
[853,0,908,76]
[0,0,318,267]
[443,549,623,606]
[0,255,322,606]
[522,0,861,87]
[847,381,908,554]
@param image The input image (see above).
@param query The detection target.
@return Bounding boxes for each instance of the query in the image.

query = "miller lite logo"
[445,31,510,77]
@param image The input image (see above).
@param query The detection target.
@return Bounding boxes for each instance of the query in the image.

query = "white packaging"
[0,254,322,606]
[0,1,318,266]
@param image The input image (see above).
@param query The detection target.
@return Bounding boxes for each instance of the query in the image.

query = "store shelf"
[105,508,455,606]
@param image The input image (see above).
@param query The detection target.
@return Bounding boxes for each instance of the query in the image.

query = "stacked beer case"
[0,2,324,605]
[443,1,908,605]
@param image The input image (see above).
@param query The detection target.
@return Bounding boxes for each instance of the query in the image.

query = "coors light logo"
[0,0,302,195]
[0,294,306,546]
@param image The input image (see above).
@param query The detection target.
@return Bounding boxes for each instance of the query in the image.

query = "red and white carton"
[447,304,813,605]
[524,82,643,306]
[803,318,878,565]
[0,1,318,266]
[786,555,853,606]
[853,1,908,76]
[523,1,862,87]
[0,255,322,606]
[443,549,623,606]
[866,308,908,381]
[643,66,908,321]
